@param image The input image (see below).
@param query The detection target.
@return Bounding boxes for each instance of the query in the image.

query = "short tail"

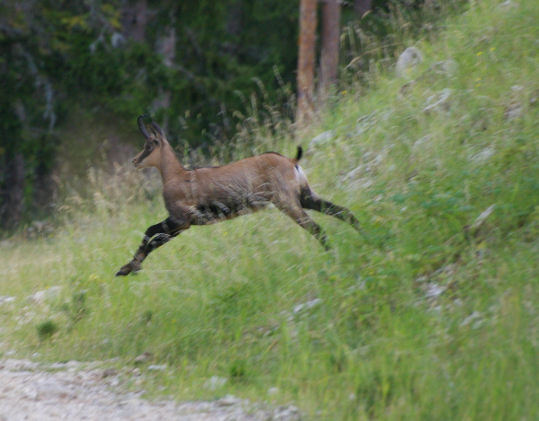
[295,146,303,162]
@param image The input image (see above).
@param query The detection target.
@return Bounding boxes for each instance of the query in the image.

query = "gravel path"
[0,359,300,421]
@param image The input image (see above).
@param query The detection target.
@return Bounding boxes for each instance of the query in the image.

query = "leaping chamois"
[115,116,363,276]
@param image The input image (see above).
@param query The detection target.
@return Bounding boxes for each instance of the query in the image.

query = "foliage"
[36,320,59,341]
[0,0,469,228]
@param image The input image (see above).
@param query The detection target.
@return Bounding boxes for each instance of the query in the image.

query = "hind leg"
[274,199,331,250]
[301,190,362,232]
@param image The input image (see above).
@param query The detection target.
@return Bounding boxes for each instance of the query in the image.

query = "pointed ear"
[137,115,150,139]
[151,121,165,137]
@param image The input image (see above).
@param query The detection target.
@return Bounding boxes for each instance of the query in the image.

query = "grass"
[1,0,538,419]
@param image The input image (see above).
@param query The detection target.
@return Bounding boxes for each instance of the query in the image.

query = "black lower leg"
[295,213,331,251]
[322,200,361,230]
[135,220,185,263]
[301,194,362,232]
[143,231,181,254]
[139,221,168,249]
[116,217,185,276]
[309,222,331,251]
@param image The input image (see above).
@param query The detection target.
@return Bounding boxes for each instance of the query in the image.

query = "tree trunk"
[157,26,176,67]
[154,25,176,131]
[121,0,148,42]
[33,161,57,215]
[354,0,372,17]
[296,0,318,127]
[227,5,242,36]
[0,153,25,228]
[319,0,341,101]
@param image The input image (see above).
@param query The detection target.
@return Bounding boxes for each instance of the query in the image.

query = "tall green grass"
[1,0,537,419]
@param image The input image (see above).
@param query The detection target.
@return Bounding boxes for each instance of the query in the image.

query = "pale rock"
[27,286,62,304]
[461,311,481,327]
[396,47,423,78]
[134,351,153,365]
[0,296,15,305]
[268,387,279,396]
[272,405,301,421]
[470,204,495,230]
[293,298,323,314]
[110,32,126,48]
[218,394,243,407]
[310,130,334,146]
[472,147,495,163]
[430,59,457,77]
[204,375,228,390]
[498,0,518,9]
[423,89,452,113]
[147,364,167,371]
[504,102,523,120]
[425,283,446,299]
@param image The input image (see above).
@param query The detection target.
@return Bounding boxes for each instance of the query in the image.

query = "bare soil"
[0,359,300,421]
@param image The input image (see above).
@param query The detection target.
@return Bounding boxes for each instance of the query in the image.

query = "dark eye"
[152,139,159,146]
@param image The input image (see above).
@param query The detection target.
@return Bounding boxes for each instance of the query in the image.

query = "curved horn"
[137,115,150,138]
[151,121,165,137]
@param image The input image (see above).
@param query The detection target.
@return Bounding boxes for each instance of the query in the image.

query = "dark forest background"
[0,0,460,229]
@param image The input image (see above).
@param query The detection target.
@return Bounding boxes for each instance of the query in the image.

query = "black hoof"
[115,262,141,276]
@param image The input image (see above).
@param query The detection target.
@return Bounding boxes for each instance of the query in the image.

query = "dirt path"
[0,359,300,421]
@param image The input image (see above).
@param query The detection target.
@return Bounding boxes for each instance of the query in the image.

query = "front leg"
[115,217,188,276]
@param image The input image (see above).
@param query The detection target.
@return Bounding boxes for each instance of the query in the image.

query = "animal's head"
[132,116,167,169]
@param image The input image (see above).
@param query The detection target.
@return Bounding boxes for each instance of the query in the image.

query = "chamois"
[115,116,363,276]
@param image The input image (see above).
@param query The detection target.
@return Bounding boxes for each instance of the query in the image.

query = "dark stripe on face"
[136,147,153,163]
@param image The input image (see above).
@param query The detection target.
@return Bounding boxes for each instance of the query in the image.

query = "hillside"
[1,0,537,419]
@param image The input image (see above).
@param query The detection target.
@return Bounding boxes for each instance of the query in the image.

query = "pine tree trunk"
[0,153,25,228]
[122,0,148,42]
[296,0,318,127]
[354,0,372,17]
[33,161,56,215]
[319,0,341,101]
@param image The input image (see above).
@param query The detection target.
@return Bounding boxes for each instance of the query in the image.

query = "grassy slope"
[1,1,537,419]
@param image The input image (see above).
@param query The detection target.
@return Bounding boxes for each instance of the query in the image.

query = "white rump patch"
[295,165,307,184]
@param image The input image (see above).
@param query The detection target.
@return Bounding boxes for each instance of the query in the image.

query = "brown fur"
[116,117,362,276]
